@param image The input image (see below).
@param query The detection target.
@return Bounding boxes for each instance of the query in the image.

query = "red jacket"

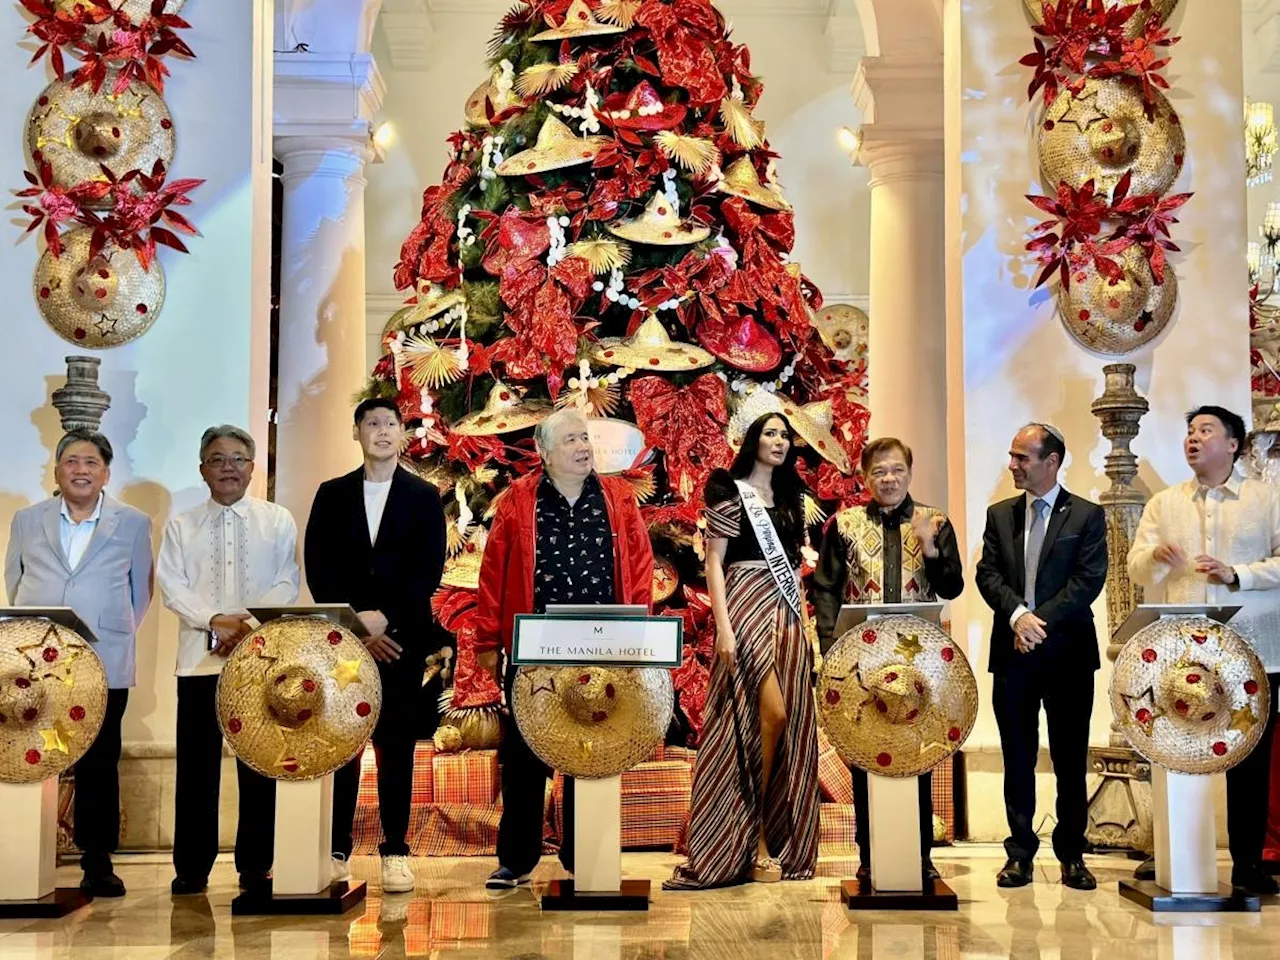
[474,471,654,656]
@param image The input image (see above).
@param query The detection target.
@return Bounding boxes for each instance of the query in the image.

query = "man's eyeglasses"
[204,455,250,468]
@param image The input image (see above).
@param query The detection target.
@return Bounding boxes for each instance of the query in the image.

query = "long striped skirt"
[664,562,820,889]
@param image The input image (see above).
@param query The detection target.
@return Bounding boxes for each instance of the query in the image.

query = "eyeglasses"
[204,455,250,468]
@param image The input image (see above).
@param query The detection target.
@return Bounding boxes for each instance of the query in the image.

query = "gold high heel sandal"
[751,856,783,883]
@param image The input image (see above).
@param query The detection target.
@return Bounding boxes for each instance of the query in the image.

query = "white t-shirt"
[364,479,392,544]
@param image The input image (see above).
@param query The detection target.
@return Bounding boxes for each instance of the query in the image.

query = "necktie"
[1025,498,1048,609]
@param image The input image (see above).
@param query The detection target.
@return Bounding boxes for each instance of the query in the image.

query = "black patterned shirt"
[533,473,615,611]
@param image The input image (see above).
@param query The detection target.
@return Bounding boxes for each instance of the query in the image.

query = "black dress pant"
[73,688,128,874]
[332,651,424,858]
[992,658,1094,863]
[173,675,276,880]
[496,662,574,876]
[1225,672,1280,868]
[852,767,933,866]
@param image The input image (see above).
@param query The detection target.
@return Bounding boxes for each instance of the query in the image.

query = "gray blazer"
[5,495,153,688]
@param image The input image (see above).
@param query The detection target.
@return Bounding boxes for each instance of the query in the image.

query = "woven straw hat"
[601,81,687,131]
[0,617,108,784]
[728,389,851,473]
[27,73,175,202]
[496,115,608,176]
[441,527,487,590]
[652,556,679,604]
[464,70,524,128]
[1111,615,1270,775]
[1056,243,1177,355]
[1023,0,1177,39]
[811,302,868,363]
[512,665,673,778]
[716,157,791,212]
[817,613,977,778]
[1039,78,1184,200]
[531,0,626,41]
[449,380,553,436]
[387,282,467,336]
[216,617,382,781]
[606,192,711,246]
[696,313,782,372]
[591,313,715,372]
[34,228,165,348]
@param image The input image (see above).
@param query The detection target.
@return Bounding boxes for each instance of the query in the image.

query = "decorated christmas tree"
[366,0,869,745]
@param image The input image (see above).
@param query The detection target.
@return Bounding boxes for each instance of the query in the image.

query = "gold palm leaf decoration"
[516,61,580,97]
[719,96,765,149]
[556,380,621,417]
[566,237,631,274]
[619,466,657,503]
[803,493,826,527]
[401,334,465,389]
[654,131,720,176]
[596,0,641,27]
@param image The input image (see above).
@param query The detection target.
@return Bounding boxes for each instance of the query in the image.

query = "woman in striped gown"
[665,413,820,888]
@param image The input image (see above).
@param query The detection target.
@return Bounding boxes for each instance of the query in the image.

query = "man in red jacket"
[475,408,653,891]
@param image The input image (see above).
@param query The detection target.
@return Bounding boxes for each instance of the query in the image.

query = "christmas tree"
[367,0,869,744]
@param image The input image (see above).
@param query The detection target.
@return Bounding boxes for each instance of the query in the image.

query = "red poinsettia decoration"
[1021,0,1136,105]
[70,0,194,95]
[15,156,110,257]
[20,0,107,78]
[1108,171,1191,284]
[77,160,203,269]
[1026,177,1131,289]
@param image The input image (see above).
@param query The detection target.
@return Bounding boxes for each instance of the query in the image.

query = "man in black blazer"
[305,398,446,894]
[976,424,1107,891]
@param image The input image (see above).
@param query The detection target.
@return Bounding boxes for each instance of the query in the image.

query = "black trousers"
[496,662,574,876]
[173,675,276,879]
[1225,672,1280,868]
[992,660,1094,862]
[332,651,424,858]
[73,688,128,874]
[852,767,933,866]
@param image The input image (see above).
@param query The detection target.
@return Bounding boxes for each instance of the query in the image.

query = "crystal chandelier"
[1247,99,1277,188]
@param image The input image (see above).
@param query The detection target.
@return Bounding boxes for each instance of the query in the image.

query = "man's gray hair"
[199,424,256,462]
[534,408,589,454]
[56,430,113,466]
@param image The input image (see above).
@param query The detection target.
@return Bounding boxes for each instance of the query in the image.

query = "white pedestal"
[1152,767,1218,895]
[574,776,622,893]
[273,776,334,896]
[0,780,58,902]
[868,774,922,892]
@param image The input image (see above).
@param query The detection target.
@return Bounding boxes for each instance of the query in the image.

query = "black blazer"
[975,487,1107,675]
[304,466,446,650]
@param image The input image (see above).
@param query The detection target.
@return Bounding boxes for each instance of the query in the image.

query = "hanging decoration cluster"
[1018,0,1191,355]
[16,0,202,348]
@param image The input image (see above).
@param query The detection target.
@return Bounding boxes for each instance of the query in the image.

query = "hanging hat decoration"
[652,556,679,604]
[606,192,712,247]
[441,527,487,590]
[811,303,869,363]
[1056,243,1177,354]
[464,63,524,128]
[716,157,791,212]
[496,115,609,176]
[696,313,783,372]
[729,388,851,474]
[591,313,716,372]
[531,0,627,42]
[600,81,688,132]
[449,380,553,436]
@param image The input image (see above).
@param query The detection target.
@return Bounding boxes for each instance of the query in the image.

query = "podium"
[230,605,372,916]
[0,608,98,918]
[1111,605,1261,914]
[512,606,682,911]
[833,603,958,912]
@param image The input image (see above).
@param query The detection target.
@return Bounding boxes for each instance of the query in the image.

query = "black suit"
[976,487,1107,863]
[305,465,446,857]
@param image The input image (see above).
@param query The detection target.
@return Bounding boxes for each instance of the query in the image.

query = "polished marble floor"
[0,847,1277,959]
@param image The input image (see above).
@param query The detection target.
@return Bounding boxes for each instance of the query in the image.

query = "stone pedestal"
[50,356,111,433]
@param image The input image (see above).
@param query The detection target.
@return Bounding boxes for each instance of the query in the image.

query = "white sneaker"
[331,854,351,884]
[381,855,415,894]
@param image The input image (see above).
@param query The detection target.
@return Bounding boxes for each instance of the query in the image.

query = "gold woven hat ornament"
[716,157,791,212]
[464,69,524,128]
[441,527,487,590]
[0,618,108,784]
[1023,0,1178,40]
[34,228,165,348]
[1111,616,1270,775]
[811,303,869,363]
[531,0,626,41]
[216,617,382,781]
[27,73,175,200]
[652,556,679,604]
[391,281,468,334]
[449,380,553,436]
[728,388,851,474]
[590,313,716,371]
[1039,78,1184,199]
[817,614,978,778]
[1057,243,1176,355]
[496,115,608,176]
[606,192,711,246]
[512,665,673,778]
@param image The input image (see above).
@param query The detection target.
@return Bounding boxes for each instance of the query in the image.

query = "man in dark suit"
[976,423,1107,891]
[305,398,446,894]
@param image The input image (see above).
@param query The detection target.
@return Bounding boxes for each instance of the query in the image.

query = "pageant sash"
[734,480,803,619]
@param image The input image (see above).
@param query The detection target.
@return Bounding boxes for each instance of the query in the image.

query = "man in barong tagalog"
[813,437,964,883]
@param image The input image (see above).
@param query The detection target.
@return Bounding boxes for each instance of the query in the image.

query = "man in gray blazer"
[5,430,153,897]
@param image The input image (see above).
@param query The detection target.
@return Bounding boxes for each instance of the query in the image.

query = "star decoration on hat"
[580,738,594,758]
[39,722,74,755]
[653,564,675,595]
[93,314,119,337]
[530,674,558,697]
[916,714,951,761]
[1120,685,1165,736]
[329,658,362,692]
[1230,705,1258,735]
[894,633,923,664]
[1059,90,1105,133]
[271,724,337,776]
[18,624,85,686]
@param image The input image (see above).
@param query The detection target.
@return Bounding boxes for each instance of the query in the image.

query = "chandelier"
[1247,99,1277,188]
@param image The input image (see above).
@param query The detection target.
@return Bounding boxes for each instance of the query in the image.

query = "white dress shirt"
[59,492,104,570]
[364,479,392,543]
[1129,473,1280,671]
[157,496,300,677]
[1010,483,1061,627]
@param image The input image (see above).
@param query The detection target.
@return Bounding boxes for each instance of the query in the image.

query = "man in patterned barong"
[813,436,964,883]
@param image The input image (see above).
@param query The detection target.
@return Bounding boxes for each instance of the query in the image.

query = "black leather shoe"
[1060,860,1096,890]
[238,871,273,896]
[81,872,126,898]
[170,875,207,896]
[923,860,941,882]
[996,858,1033,888]
[855,863,871,883]
[1231,864,1280,895]
[1134,856,1156,882]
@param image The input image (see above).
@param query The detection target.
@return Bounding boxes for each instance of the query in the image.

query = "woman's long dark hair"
[729,412,805,551]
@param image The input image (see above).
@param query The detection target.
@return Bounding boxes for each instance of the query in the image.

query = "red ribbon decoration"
[629,374,733,500]
[635,0,728,107]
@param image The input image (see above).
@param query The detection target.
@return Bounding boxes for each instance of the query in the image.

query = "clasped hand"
[209,613,252,656]
[1013,612,1047,654]
[357,610,401,662]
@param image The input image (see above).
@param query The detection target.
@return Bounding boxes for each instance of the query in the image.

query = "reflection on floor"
[0,847,1276,959]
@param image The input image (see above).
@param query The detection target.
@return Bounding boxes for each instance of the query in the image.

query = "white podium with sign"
[512,607,682,911]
